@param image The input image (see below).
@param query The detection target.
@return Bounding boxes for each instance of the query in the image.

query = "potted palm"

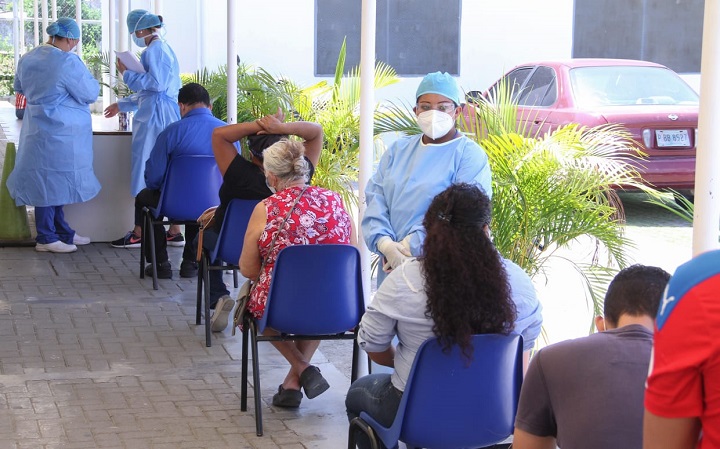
[375,77,659,324]
[184,40,399,210]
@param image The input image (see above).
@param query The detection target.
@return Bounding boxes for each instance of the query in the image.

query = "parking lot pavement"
[535,191,693,345]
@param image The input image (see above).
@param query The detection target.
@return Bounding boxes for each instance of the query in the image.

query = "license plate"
[656,130,690,148]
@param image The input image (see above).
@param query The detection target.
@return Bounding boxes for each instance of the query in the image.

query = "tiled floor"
[0,102,354,448]
[0,243,354,449]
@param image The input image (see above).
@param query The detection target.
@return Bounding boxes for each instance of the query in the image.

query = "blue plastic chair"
[140,155,223,289]
[196,198,259,347]
[348,333,523,449]
[240,244,366,437]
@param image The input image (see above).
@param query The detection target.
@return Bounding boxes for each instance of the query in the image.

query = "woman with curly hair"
[346,183,543,449]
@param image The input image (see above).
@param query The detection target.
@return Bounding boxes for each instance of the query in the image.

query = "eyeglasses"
[416,102,457,114]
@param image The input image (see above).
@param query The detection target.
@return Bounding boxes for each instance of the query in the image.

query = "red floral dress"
[247,185,353,319]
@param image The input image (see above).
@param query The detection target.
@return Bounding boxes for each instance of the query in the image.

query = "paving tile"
[0,230,351,447]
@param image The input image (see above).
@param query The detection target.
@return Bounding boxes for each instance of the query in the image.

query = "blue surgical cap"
[126,9,162,33]
[416,71,461,106]
[46,17,80,39]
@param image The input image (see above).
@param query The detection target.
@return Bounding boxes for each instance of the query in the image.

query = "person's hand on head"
[377,237,411,272]
[256,109,285,135]
[273,107,285,122]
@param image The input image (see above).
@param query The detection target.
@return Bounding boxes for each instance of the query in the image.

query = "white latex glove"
[377,236,411,272]
[400,234,412,253]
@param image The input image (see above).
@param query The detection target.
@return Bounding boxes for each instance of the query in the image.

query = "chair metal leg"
[195,255,203,325]
[250,322,264,436]
[139,211,147,279]
[203,255,212,347]
[351,336,360,382]
[146,213,158,290]
[240,323,249,411]
[348,417,379,449]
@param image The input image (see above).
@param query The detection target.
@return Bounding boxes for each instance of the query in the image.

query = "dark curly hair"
[421,183,517,361]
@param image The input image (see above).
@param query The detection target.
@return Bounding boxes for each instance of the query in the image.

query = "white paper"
[114,51,145,73]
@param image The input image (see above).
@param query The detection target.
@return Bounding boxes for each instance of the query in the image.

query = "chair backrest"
[394,333,523,449]
[258,244,365,335]
[211,198,260,264]
[156,155,222,220]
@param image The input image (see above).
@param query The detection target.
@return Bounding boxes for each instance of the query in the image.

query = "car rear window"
[569,66,699,108]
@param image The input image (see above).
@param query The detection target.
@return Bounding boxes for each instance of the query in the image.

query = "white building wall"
[155,0,582,103]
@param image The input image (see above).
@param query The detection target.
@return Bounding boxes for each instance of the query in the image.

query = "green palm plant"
[292,38,400,209]
[86,51,134,97]
[375,77,657,325]
[183,40,398,211]
[642,189,694,223]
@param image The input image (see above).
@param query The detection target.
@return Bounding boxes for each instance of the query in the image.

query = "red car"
[472,59,699,196]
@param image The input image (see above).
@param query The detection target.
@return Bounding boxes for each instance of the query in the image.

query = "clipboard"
[115,51,145,73]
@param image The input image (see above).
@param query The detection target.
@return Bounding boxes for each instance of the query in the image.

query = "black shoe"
[144,261,172,279]
[179,260,198,278]
[272,385,303,408]
[299,365,330,399]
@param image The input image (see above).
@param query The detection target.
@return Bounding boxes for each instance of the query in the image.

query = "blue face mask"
[132,34,147,48]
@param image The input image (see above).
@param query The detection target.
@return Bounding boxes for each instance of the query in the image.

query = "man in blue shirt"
[125,83,229,279]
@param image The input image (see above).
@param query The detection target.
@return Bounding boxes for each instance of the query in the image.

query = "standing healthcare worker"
[103,9,182,249]
[362,71,493,285]
[6,17,100,254]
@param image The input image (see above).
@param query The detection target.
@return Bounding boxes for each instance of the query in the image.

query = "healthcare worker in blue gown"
[103,9,182,248]
[6,17,100,254]
[362,71,493,286]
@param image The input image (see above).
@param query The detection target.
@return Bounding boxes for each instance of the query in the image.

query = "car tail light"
[642,129,652,148]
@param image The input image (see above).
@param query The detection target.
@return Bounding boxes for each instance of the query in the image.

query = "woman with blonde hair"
[240,138,355,408]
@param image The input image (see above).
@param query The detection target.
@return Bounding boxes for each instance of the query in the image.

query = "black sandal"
[272,385,303,408]
[299,365,330,399]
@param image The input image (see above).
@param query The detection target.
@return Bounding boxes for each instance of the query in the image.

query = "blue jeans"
[194,230,229,309]
[34,206,75,244]
[346,373,403,449]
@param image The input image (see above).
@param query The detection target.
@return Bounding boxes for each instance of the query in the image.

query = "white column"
[33,0,38,47]
[154,0,163,15]
[358,0,376,320]
[75,0,82,57]
[108,0,117,105]
[41,0,48,41]
[51,0,57,20]
[693,2,720,255]
[18,0,25,54]
[118,0,128,52]
[226,0,237,124]
[12,0,19,69]
[196,0,205,70]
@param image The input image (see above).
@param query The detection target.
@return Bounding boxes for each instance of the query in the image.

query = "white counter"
[63,116,134,242]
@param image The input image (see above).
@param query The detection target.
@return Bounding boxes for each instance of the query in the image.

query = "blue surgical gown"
[362,133,492,257]
[118,38,180,196]
[7,44,101,207]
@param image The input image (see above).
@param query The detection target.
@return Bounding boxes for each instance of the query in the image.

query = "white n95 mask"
[417,110,455,140]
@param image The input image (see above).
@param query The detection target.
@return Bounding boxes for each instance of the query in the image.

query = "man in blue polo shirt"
[121,83,231,279]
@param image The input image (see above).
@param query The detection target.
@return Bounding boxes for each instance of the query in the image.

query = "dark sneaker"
[111,231,142,248]
[166,231,185,247]
[144,261,172,279]
[179,260,198,278]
